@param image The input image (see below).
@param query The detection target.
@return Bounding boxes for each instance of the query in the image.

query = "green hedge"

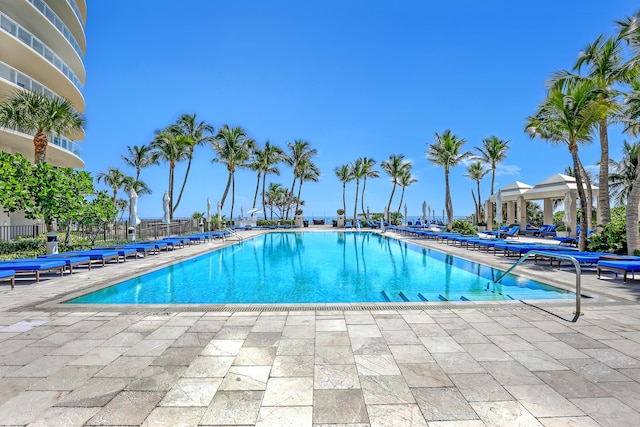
[0,237,46,255]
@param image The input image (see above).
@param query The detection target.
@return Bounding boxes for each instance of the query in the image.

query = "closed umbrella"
[128,188,140,226]
[422,201,427,225]
[404,204,408,226]
[563,192,572,236]
[495,190,503,225]
[207,198,211,226]
[162,192,170,225]
[217,200,222,230]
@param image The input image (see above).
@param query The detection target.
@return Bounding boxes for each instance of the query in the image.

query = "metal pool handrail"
[492,250,582,317]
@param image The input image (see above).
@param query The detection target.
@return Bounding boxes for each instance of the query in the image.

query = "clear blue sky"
[82,0,639,220]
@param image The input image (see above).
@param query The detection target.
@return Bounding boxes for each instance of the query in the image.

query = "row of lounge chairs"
[388,226,640,282]
[0,231,230,288]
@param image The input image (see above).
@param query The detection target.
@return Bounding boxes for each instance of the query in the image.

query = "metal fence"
[0,219,203,242]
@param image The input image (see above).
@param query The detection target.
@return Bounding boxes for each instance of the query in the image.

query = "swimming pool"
[67,231,573,304]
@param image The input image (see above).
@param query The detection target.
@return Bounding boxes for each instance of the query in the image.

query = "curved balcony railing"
[28,0,84,58]
[67,0,84,27]
[0,125,82,158]
[0,11,82,89]
[0,60,56,99]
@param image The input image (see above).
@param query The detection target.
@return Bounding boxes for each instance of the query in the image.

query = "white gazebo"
[522,173,598,237]
[486,181,532,231]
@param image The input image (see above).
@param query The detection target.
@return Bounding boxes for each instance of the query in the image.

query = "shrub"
[0,237,46,255]
[336,209,345,215]
[587,206,626,254]
[451,219,476,235]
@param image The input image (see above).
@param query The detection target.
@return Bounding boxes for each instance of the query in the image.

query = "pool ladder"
[225,227,244,242]
[491,250,582,318]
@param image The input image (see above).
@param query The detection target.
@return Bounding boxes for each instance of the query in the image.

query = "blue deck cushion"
[597,259,640,282]
[0,260,66,282]
[64,250,121,266]
[37,255,92,273]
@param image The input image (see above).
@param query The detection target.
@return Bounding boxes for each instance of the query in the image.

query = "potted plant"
[295,209,304,228]
[336,208,345,228]
[477,221,487,232]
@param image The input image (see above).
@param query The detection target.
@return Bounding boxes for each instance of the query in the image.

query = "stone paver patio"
[2,228,640,426]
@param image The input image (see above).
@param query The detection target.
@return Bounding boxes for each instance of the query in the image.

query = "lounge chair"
[345,221,352,228]
[502,225,520,239]
[0,269,15,289]
[597,258,640,281]
[539,225,557,238]
[64,250,121,267]
[37,255,92,273]
[0,259,66,282]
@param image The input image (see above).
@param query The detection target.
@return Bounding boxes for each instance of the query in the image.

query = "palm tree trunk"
[571,149,589,252]
[386,184,397,223]
[353,180,360,228]
[471,190,478,223]
[296,177,303,215]
[230,175,235,221]
[33,130,47,164]
[220,172,232,208]
[173,152,194,214]
[169,163,175,221]
[599,117,611,225]
[626,151,640,255]
[490,166,496,196]
[252,171,261,209]
[286,178,296,220]
[576,158,593,232]
[112,189,117,206]
[397,188,405,219]
[361,178,367,219]
[477,181,482,222]
[445,170,453,230]
[342,183,347,215]
[262,174,267,222]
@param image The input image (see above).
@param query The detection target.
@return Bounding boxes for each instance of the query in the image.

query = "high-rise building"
[0,0,87,233]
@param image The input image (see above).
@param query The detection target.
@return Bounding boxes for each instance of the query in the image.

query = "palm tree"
[360,157,379,219]
[334,164,352,216]
[96,168,128,205]
[170,114,215,212]
[381,154,410,223]
[465,161,489,222]
[349,159,364,228]
[474,136,509,196]
[121,144,158,182]
[295,157,320,215]
[283,139,317,219]
[0,90,85,163]
[122,176,152,197]
[426,130,473,230]
[526,79,608,251]
[550,35,631,224]
[396,167,418,217]
[609,140,640,206]
[211,124,255,220]
[150,129,191,220]
[115,198,128,221]
[252,141,284,219]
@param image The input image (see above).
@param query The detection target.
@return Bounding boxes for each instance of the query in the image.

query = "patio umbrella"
[422,201,426,224]
[240,207,244,220]
[495,190,503,224]
[207,198,211,224]
[162,192,170,225]
[404,204,408,225]
[217,200,222,230]
[128,188,140,226]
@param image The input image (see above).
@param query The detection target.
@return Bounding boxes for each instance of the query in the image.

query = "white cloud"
[495,164,521,177]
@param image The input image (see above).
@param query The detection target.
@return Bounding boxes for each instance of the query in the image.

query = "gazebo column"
[518,196,527,226]
[507,201,516,225]
[485,199,493,230]
[570,190,578,237]
[543,198,554,225]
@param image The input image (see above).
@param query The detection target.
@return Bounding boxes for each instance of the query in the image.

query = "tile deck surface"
[1,228,640,426]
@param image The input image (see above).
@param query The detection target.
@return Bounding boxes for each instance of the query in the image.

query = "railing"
[0,224,45,240]
[492,250,582,319]
[28,0,84,57]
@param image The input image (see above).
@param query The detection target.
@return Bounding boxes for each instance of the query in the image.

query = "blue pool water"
[67,232,573,304]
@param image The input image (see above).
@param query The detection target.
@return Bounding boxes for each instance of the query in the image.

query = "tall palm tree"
[295,157,320,215]
[253,141,284,219]
[474,136,509,196]
[465,161,489,222]
[0,90,85,163]
[211,124,255,220]
[380,154,410,223]
[349,159,364,228]
[550,35,631,224]
[609,140,640,206]
[150,129,191,220]
[122,176,152,197]
[96,168,128,205]
[283,139,317,219]
[396,167,417,217]
[334,164,352,216]
[170,114,215,212]
[121,144,158,182]
[426,130,473,230]
[360,157,379,219]
[525,79,608,251]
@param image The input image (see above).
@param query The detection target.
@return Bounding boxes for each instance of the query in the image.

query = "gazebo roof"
[523,173,598,200]
[489,181,533,202]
